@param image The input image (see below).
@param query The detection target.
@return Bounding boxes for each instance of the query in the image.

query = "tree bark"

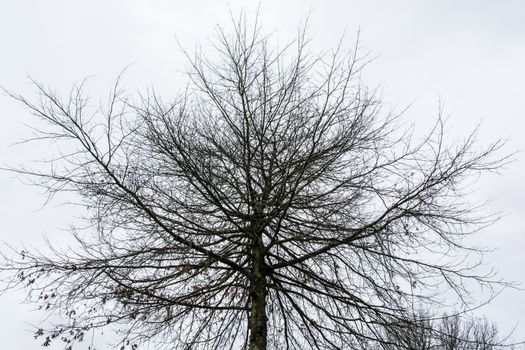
[248,238,268,350]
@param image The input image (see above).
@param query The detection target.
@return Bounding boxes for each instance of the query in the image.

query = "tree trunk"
[248,239,268,350]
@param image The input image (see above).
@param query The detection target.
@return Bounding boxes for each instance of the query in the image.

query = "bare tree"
[1,17,509,350]
[438,314,509,350]
[371,311,513,350]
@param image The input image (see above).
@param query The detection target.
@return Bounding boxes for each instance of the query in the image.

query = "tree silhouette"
[1,17,509,350]
[371,311,513,350]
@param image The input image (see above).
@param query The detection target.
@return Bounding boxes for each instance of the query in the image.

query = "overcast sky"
[1,1,524,348]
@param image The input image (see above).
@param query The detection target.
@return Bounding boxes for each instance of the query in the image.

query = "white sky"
[1,1,524,348]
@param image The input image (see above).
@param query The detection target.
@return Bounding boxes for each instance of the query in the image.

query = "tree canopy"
[1,17,510,350]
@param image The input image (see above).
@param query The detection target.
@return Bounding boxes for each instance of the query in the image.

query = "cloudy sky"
[1,1,524,348]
